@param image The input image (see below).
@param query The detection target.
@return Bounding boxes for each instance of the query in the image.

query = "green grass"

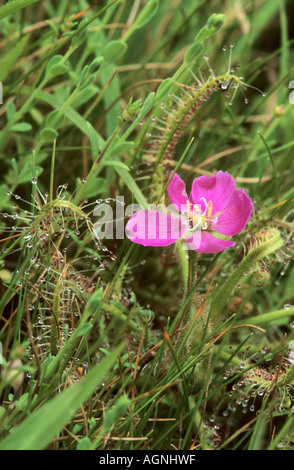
[0,0,294,451]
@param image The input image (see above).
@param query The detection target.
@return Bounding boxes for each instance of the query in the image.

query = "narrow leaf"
[0,345,123,450]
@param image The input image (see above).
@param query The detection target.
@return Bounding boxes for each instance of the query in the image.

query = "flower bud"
[194,13,226,42]
[132,0,158,29]
[122,98,142,121]
[207,13,226,30]
[273,105,284,117]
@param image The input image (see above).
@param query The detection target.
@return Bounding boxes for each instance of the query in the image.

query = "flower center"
[184,197,217,232]
[185,198,215,232]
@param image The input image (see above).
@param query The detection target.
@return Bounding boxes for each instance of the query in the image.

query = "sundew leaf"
[0,345,123,450]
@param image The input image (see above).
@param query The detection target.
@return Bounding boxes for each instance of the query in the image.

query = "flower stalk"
[73,117,125,205]
[210,228,283,325]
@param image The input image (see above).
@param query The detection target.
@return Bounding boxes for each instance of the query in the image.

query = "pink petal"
[126,210,188,247]
[185,231,236,253]
[167,172,189,212]
[191,171,236,216]
[213,188,253,236]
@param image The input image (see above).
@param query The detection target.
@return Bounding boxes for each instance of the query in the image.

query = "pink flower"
[126,171,253,253]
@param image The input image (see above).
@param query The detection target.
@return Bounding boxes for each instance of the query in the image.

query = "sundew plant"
[0,0,294,451]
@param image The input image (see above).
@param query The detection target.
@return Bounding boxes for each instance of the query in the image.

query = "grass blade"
[0,345,123,450]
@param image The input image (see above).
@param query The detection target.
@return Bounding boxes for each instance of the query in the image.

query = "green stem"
[210,229,283,325]
[73,118,125,205]
[153,73,246,172]
[236,306,294,327]
[50,275,62,356]
[49,140,56,206]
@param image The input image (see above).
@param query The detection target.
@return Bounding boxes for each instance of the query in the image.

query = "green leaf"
[40,356,56,380]
[71,86,99,108]
[100,160,130,171]
[45,109,65,130]
[103,40,127,63]
[109,141,134,158]
[103,408,115,432]
[207,13,226,29]
[155,78,173,101]
[194,13,226,42]
[6,102,16,122]
[71,18,88,49]
[0,184,11,209]
[77,437,92,450]
[37,89,105,148]
[18,164,43,184]
[85,287,103,316]
[88,57,104,74]
[76,323,92,337]
[0,35,29,82]
[0,345,123,450]
[45,55,68,78]
[40,128,59,142]
[10,122,32,132]
[184,42,204,64]
[113,394,130,420]
[86,121,100,162]
[100,63,121,135]
[0,407,6,421]
[0,0,40,20]
[140,91,155,114]
[46,20,59,37]
[123,0,158,40]
[49,63,68,77]
[77,177,107,198]
[114,167,147,208]
[134,0,158,28]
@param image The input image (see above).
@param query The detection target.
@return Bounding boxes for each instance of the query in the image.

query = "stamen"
[200,197,208,215]
[186,200,191,210]
[207,200,213,218]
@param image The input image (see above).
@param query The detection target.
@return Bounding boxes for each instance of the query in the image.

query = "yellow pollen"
[207,200,213,218]
[186,200,192,218]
